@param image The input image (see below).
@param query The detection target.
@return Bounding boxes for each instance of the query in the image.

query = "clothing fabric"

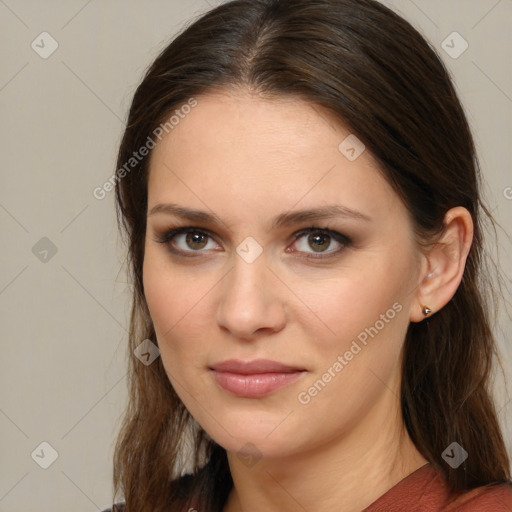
[363,462,512,511]
[101,463,512,511]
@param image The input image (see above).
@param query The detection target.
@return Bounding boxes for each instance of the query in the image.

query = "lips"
[210,358,305,374]
[209,359,306,398]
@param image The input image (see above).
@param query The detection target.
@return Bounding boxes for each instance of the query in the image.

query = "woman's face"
[143,88,423,459]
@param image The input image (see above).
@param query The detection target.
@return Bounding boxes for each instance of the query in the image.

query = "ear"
[410,206,474,323]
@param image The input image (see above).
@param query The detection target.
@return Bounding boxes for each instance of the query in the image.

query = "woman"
[105,0,512,510]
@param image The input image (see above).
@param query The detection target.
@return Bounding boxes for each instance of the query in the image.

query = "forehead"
[152,88,359,162]
[146,89,402,226]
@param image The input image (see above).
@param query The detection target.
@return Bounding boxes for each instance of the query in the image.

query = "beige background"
[0,1,510,510]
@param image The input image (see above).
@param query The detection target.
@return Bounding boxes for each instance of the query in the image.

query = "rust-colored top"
[102,463,512,511]
[364,463,512,511]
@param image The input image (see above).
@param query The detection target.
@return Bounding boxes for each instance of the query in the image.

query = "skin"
[143,88,473,512]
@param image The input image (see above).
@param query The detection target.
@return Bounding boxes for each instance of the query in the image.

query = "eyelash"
[155,225,352,260]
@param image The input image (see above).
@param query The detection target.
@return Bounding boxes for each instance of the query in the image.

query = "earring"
[422,305,432,316]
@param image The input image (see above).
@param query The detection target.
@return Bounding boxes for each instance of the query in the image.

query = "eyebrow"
[149,203,371,230]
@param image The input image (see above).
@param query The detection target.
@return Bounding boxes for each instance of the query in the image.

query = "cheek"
[299,257,411,352]
[293,273,409,430]
[142,249,216,368]
[142,237,414,374]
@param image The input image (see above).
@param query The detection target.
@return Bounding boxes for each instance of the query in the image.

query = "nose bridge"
[233,248,268,294]
[215,247,286,337]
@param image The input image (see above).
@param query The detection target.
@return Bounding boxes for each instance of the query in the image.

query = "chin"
[201,412,301,459]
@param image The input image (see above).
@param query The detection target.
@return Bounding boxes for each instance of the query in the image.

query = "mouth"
[209,359,307,398]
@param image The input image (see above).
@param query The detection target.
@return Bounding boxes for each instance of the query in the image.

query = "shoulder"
[98,473,201,512]
[99,500,199,512]
[364,463,512,512]
[100,505,125,512]
[445,481,512,511]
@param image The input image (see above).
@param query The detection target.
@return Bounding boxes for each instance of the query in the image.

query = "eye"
[155,226,351,259]
[155,227,220,256]
[288,227,351,258]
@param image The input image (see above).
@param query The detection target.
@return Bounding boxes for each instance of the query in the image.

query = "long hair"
[112,1,511,510]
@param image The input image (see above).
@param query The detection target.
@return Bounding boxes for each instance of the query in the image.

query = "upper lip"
[210,359,305,374]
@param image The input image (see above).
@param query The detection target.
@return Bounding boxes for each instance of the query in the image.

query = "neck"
[222,393,428,512]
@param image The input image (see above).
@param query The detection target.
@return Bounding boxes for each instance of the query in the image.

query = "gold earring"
[422,305,432,316]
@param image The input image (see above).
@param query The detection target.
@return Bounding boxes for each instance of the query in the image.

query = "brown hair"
[112,0,511,510]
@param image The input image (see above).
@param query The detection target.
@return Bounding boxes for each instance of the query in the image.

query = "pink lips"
[209,359,306,398]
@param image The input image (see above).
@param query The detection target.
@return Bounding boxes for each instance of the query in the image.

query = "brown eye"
[185,232,209,250]
[289,227,352,259]
[156,227,219,256]
[157,226,351,260]
[308,232,331,252]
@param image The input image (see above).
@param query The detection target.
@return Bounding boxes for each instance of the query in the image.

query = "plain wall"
[0,1,510,510]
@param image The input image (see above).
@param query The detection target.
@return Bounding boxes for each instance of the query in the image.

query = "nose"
[215,253,287,340]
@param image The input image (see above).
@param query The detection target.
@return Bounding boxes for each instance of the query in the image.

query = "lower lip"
[211,370,305,398]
